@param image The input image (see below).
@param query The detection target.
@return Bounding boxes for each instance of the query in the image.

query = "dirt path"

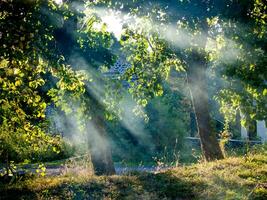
[0,165,172,177]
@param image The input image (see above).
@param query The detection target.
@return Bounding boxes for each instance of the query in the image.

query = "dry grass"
[1,145,267,200]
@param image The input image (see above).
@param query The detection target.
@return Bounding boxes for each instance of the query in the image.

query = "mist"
[47,0,251,164]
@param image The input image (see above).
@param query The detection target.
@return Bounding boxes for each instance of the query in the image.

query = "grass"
[0,145,266,200]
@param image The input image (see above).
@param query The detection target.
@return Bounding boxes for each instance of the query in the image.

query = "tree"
[0,0,118,175]
[213,0,267,134]
[51,1,117,175]
[99,0,266,160]
[100,0,224,161]
[0,0,83,175]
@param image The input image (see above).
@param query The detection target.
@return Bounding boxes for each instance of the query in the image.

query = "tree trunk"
[187,51,224,161]
[52,3,115,175]
[90,115,116,175]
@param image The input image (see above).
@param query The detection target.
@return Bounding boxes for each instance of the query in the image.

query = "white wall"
[241,125,248,139]
[257,121,267,142]
[241,120,267,142]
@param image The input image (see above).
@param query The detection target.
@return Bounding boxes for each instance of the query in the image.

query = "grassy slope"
[1,146,267,200]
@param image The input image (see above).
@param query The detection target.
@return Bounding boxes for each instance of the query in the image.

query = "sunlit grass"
[1,145,266,199]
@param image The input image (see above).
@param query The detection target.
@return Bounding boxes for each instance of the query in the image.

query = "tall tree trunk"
[90,115,116,175]
[187,51,224,161]
[54,11,116,175]
[82,83,116,176]
[86,75,116,176]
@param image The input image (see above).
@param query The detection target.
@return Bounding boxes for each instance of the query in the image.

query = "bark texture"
[89,115,115,175]
[187,51,224,161]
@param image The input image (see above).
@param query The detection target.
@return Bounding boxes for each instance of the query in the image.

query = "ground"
[0,145,267,200]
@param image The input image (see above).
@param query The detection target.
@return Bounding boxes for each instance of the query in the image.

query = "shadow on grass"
[134,171,202,200]
[0,171,206,200]
[0,188,37,200]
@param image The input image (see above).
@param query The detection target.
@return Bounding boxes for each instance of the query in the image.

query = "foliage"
[0,0,93,171]
[214,1,267,128]
[143,85,188,161]
[1,0,267,180]
[109,84,188,164]
[112,0,267,134]
[100,0,267,132]
[118,10,185,120]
